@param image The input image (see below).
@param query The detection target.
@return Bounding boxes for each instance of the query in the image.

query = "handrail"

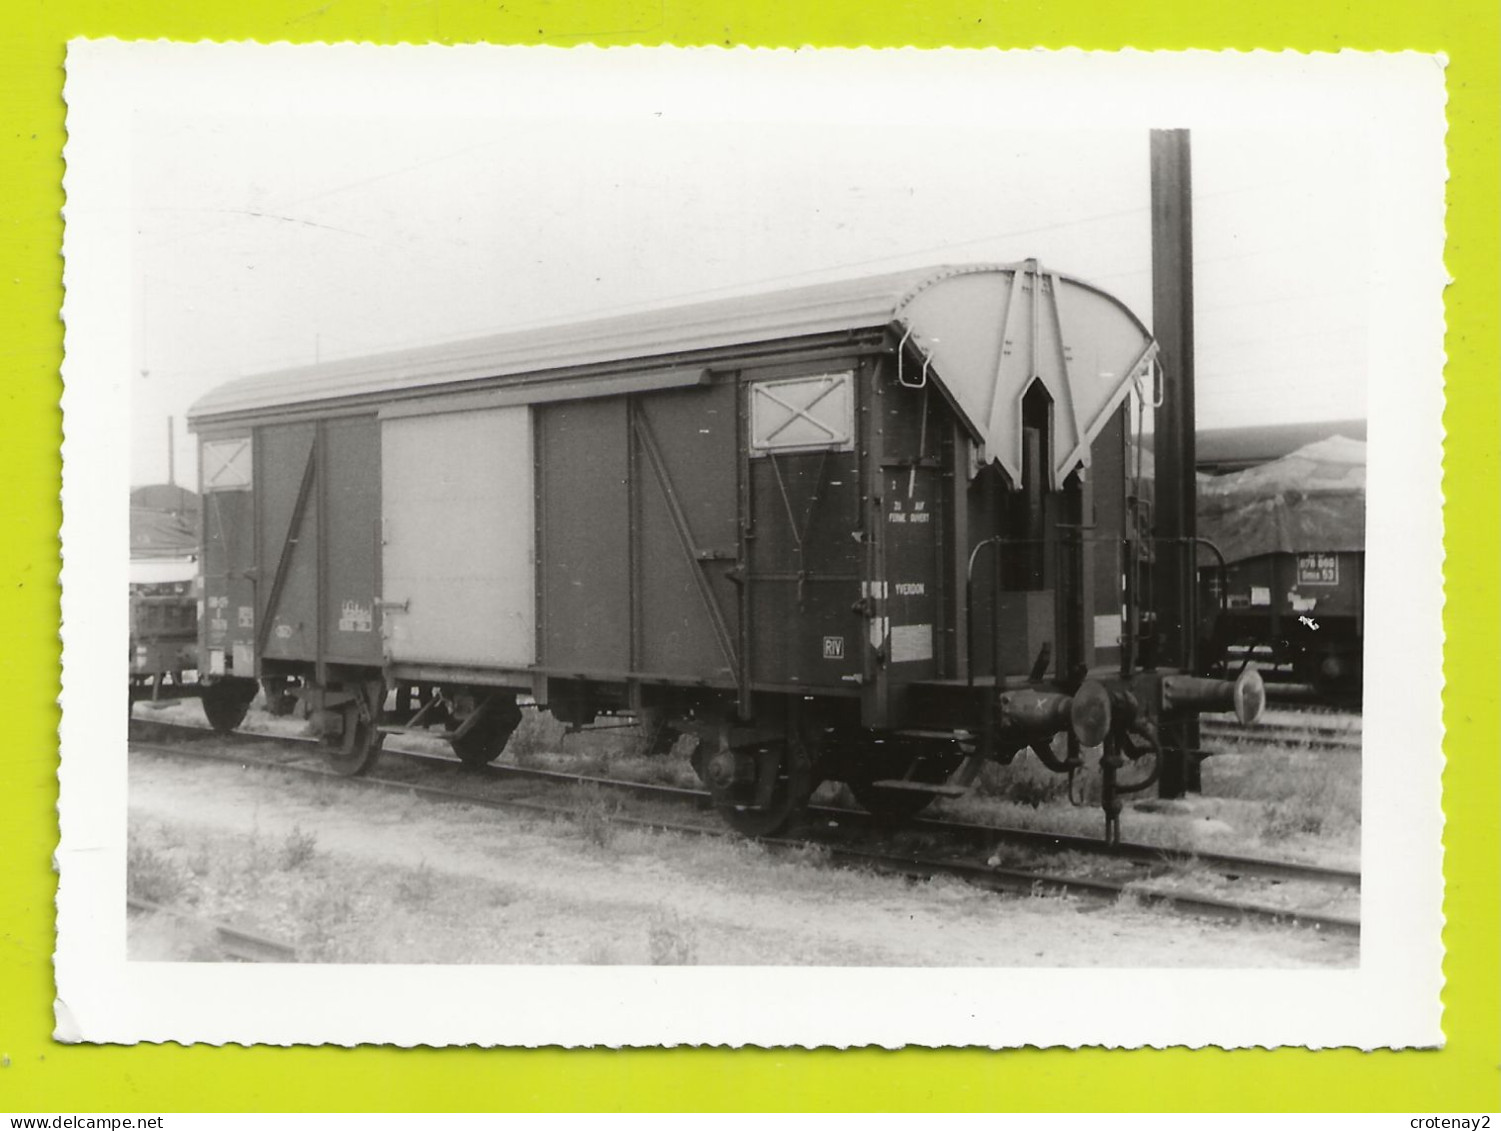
[964,533,1211,687]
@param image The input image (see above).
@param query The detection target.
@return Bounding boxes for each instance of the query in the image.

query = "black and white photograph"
[59,44,1445,1048]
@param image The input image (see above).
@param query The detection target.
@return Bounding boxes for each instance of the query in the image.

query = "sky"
[116,49,1374,488]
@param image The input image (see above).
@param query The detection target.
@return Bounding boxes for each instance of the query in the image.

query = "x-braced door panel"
[631,384,742,684]
[256,423,320,663]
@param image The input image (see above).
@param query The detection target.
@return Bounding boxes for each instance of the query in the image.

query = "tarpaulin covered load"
[130,506,199,561]
[1197,435,1365,565]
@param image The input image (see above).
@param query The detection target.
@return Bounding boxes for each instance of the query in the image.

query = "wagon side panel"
[537,398,630,675]
[875,372,943,687]
[321,416,384,666]
[743,366,865,690]
[380,407,536,668]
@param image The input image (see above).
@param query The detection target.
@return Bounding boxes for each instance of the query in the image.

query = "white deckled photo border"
[58,42,1447,1048]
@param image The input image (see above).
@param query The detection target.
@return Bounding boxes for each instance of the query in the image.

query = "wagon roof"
[189,261,1155,484]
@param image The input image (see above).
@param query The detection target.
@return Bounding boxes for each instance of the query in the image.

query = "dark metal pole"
[1150,128,1201,796]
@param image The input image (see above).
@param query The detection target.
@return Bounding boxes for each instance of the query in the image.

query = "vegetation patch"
[783,841,834,870]
[126,837,188,906]
[394,861,438,908]
[568,782,621,849]
[280,825,319,869]
[297,885,357,961]
[501,708,700,788]
[1204,740,1360,852]
[647,907,698,966]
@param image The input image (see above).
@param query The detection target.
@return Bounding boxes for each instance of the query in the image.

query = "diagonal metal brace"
[254,442,317,658]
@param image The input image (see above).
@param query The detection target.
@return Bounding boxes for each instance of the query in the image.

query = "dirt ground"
[127,745,1357,968]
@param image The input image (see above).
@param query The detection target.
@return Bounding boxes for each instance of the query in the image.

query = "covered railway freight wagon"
[1197,436,1366,696]
[188,262,1261,839]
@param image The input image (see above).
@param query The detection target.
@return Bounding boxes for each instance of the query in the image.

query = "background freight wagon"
[1197,435,1366,695]
[129,488,200,703]
[189,261,1256,835]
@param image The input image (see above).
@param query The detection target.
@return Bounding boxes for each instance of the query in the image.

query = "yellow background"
[3,0,1495,1113]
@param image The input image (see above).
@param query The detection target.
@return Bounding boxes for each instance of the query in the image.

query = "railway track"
[127,896,300,962]
[343,744,1361,892]
[131,717,1360,939]
[1200,708,1362,752]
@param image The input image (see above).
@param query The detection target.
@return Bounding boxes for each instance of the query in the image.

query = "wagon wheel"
[322,682,385,777]
[709,738,815,838]
[1300,647,1362,703]
[848,750,963,823]
[201,679,257,734]
[449,693,523,768]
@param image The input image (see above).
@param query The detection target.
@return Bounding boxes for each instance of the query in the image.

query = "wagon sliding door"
[535,381,741,687]
[380,407,536,670]
[632,384,741,684]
